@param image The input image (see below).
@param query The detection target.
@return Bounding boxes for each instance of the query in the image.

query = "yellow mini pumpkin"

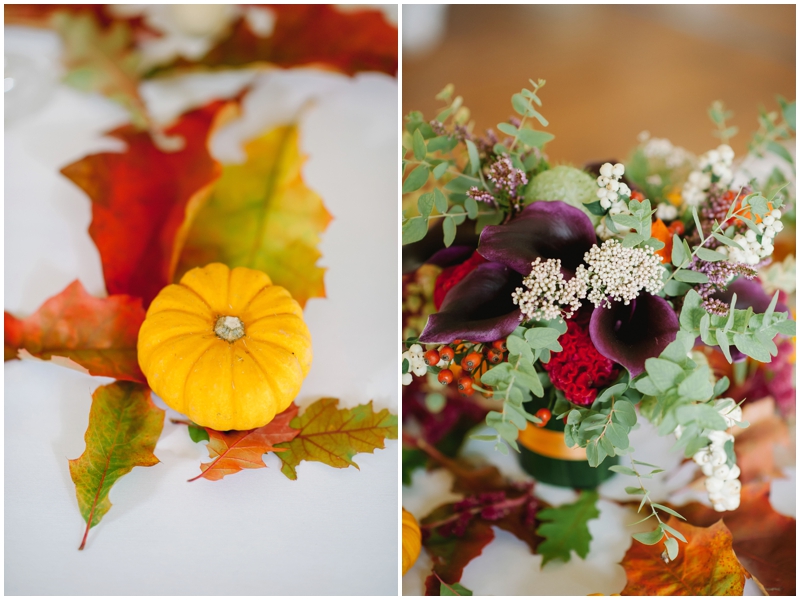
[137,263,312,431]
[402,508,422,575]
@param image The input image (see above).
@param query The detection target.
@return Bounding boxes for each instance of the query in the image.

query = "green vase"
[517,398,617,489]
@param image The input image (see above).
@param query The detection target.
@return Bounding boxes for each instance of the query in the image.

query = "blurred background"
[403,4,795,164]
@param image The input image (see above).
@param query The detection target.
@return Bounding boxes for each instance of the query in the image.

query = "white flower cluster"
[682,144,735,207]
[575,240,665,308]
[638,131,695,168]
[401,344,427,386]
[718,209,784,265]
[684,399,743,512]
[595,163,635,241]
[512,258,587,321]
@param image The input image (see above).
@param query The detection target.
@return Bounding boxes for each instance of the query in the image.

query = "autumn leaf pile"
[4,4,397,550]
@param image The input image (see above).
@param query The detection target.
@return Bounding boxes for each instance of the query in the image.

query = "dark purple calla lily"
[478,202,597,274]
[589,293,680,377]
[712,277,788,315]
[419,262,524,343]
[427,245,477,268]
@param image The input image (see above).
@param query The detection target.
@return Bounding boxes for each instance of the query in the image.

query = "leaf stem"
[434,573,462,596]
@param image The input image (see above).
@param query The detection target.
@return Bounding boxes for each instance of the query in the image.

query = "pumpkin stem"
[215,315,245,342]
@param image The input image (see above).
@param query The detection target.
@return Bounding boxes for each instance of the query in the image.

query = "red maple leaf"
[189,403,300,482]
[60,99,236,308]
[4,280,146,382]
[156,5,397,77]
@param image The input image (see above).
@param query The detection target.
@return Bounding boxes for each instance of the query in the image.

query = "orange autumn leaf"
[620,519,747,595]
[176,124,332,308]
[4,280,146,382]
[189,403,300,482]
[651,218,672,264]
[676,482,795,596]
[731,405,792,484]
[152,5,397,77]
[60,100,237,308]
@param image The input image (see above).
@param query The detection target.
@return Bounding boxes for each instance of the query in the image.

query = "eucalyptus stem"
[663,191,750,285]
[507,115,528,153]
[426,211,498,220]
[629,461,664,528]
[404,160,482,183]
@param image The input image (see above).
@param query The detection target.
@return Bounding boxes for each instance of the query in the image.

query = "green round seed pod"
[525,165,601,226]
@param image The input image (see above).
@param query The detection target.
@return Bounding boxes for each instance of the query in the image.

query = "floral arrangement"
[401,80,795,595]
[5,4,398,552]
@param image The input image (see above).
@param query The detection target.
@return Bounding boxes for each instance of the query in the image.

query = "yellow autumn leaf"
[176,125,332,307]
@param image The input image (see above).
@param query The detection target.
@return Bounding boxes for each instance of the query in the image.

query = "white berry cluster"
[655,202,678,222]
[681,144,735,207]
[596,162,632,208]
[401,344,427,385]
[575,240,665,308]
[717,209,784,265]
[638,131,695,169]
[512,258,587,321]
[595,163,636,240]
[676,398,743,511]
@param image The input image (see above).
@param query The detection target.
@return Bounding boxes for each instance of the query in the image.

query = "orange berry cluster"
[431,339,508,396]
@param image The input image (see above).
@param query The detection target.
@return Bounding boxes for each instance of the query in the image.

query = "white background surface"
[5,28,398,596]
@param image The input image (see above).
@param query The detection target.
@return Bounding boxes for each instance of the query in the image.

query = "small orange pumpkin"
[402,508,422,575]
[137,263,312,431]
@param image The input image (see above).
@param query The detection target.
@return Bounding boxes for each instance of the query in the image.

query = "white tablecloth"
[5,27,398,596]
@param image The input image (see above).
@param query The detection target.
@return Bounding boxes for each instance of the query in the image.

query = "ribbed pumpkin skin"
[402,508,422,575]
[137,263,312,431]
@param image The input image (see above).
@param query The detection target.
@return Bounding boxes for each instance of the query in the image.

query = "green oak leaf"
[535,490,600,565]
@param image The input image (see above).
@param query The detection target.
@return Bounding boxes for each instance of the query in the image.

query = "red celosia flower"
[542,312,620,406]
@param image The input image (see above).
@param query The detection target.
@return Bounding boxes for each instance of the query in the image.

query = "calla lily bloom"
[589,293,679,377]
[419,200,681,375]
[479,202,597,274]
[419,262,523,343]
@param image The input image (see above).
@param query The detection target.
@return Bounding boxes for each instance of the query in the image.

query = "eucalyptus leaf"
[695,247,727,262]
[464,197,479,219]
[517,128,555,148]
[673,270,709,284]
[632,527,664,546]
[497,122,518,136]
[417,193,434,219]
[403,164,430,193]
[466,139,480,176]
[433,161,449,180]
[402,217,428,245]
[412,128,426,161]
[442,216,456,247]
